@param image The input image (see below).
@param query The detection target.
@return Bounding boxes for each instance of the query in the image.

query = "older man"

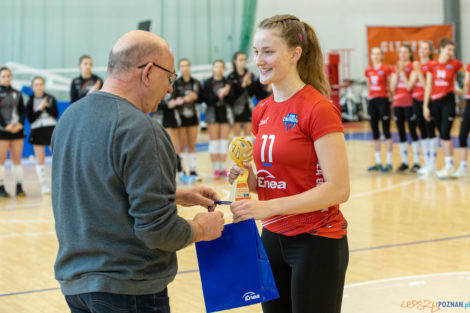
[51,30,224,312]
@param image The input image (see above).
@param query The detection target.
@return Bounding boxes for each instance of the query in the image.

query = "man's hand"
[189,211,225,242]
[176,186,220,211]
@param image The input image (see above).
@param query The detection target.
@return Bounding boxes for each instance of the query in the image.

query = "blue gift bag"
[195,219,279,313]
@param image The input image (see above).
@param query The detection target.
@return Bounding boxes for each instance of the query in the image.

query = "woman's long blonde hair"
[258,14,330,97]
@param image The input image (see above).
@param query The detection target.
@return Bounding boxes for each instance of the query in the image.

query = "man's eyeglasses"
[137,62,177,85]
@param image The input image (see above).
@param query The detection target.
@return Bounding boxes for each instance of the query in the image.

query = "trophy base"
[230,179,251,201]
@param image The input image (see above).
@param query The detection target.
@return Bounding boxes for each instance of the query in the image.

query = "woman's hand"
[5,124,14,133]
[423,106,431,122]
[41,96,48,110]
[227,162,257,192]
[6,123,23,133]
[230,199,273,223]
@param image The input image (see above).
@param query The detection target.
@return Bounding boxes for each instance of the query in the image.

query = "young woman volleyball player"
[390,44,420,172]
[227,51,256,140]
[365,47,393,172]
[201,60,231,178]
[408,41,438,174]
[228,15,349,313]
[0,66,26,197]
[26,76,59,194]
[423,38,464,179]
[171,58,202,181]
[70,55,103,103]
[453,63,470,177]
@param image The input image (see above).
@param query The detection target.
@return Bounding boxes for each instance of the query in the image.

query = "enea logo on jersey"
[257,169,286,190]
[282,113,298,131]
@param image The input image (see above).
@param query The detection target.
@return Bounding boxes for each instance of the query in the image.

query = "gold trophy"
[228,137,253,201]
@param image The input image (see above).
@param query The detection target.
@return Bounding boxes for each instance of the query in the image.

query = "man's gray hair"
[107,42,160,75]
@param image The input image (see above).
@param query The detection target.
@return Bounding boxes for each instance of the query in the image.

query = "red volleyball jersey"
[365,64,391,100]
[429,59,463,100]
[411,61,432,101]
[392,63,413,107]
[252,85,347,239]
[466,63,470,99]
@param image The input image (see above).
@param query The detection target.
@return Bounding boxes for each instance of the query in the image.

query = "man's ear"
[141,63,152,87]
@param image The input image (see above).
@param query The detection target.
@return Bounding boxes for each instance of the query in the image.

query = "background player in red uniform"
[228,14,349,313]
[453,63,470,177]
[423,38,464,178]
[390,44,420,172]
[365,47,393,172]
[408,41,438,174]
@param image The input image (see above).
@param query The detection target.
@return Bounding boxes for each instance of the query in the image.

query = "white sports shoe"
[436,165,454,179]
[41,182,51,194]
[418,165,435,175]
[451,167,467,178]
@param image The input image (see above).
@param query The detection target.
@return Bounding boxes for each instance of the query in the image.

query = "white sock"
[445,156,453,167]
[0,165,5,183]
[218,161,225,172]
[12,165,23,184]
[421,138,430,167]
[412,141,420,164]
[386,152,392,164]
[212,162,218,171]
[399,142,408,164]
[375,151,381,164]
[430,137,438,167]
[189,153,197,172]
[35,165,46,183]
[459,160,467,169]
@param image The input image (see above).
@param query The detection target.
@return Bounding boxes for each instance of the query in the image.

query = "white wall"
[461,0,470,66]
[253,0,466,79]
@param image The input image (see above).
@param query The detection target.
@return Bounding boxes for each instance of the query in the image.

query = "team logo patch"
[446,64,453,69]
[378,70,384,75]
[282,113,298,131]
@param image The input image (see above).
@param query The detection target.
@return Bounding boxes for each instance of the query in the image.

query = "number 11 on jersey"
[261,134,275,167]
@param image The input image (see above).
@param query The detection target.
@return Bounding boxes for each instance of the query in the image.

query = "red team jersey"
[411,61,432,101]
[466,63,470,100]
[365,65,391,100]
[429,58,463,100]
[392,63,413,107]
[252,85,347,239]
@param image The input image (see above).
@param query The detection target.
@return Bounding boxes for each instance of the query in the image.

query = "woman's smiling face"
[252,28,295,86]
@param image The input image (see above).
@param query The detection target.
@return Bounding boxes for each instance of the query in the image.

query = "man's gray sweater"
[51,91,193,295]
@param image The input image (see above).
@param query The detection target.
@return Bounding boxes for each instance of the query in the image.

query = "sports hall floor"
[0,120,469,313]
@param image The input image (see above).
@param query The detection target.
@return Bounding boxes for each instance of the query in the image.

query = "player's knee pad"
[218,140,228,154]
[208,140,219,154]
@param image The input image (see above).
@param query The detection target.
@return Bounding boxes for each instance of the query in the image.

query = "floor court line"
[350,177,424,198]
[1,235,469,298]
